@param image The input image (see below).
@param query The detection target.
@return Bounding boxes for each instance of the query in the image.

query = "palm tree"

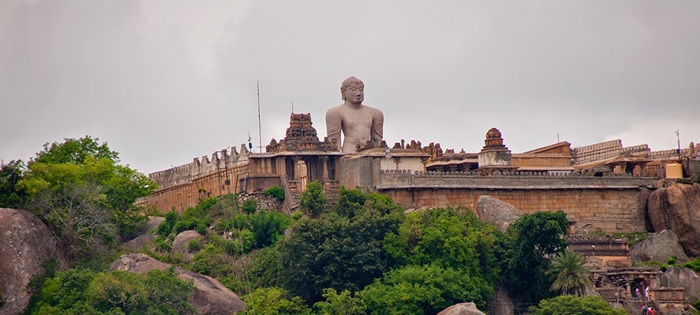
[548,250,592,296]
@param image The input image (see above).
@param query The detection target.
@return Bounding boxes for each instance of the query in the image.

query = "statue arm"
[371,109,384,144]
[326,110,342,151]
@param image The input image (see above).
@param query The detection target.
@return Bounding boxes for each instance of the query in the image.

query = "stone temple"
[140,111,700,234]
[136,76,700,312]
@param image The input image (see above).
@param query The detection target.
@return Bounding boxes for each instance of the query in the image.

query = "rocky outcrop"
[437,302,486,315]
[144,216,166,233]
[660,267,700,305]
[121,234,158,251]
[647,183,700,256]
[110,253,245,315]
[487,285,514,315]
[172,230,202,254]
[629,230,689,263]
[476,195,523,232]
[0,209,60,315]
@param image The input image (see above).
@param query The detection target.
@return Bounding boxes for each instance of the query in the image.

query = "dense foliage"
[279,205,401,302]
[502,210,570,310]
[5,137,618,314]
[7,137,156,265]
[298,181,327,216]
[29,268,195,315]
[527,295,628,315]
[0,160,26,208]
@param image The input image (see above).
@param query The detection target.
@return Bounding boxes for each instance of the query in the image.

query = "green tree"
[361,264,491,314]
[298,181,327,216]
[280,203,401,303]
[334,186,366,218]
[17,137,157,263]
[0,160,26,208]
[527,295,628,315]
[249,210,291,248]
[383,207,502,285]
[548,250,592,296]
[30,268,195,315]
[502,210,570,311]
[313,288,365,315]
[240,287,311,315]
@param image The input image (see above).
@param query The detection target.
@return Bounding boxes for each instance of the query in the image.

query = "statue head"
[340,76,364,101]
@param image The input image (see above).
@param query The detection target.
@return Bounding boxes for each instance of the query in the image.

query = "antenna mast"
[257,81,263,153]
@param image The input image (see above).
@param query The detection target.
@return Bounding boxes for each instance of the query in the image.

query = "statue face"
[343,83,364,104]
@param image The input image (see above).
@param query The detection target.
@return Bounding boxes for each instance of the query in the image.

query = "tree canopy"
[14,136,156,264]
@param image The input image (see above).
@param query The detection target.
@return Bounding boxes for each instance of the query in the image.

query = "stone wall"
[143,146,250,214]
[149,145,250,190]
[377,171,657,233]
[572,139,622,165]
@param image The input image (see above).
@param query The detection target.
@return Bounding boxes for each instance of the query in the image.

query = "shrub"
[155,239,172,252]
[250,211,291,248]
[242,199,258,214]
[174,218,206,235]
[188,239,201,251]
[299,181,327,216]
[263,185,285,201]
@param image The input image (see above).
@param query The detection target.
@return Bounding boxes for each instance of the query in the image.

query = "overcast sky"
[1,1,699,174]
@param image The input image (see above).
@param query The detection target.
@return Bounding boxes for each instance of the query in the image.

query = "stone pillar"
[321,156,329,181]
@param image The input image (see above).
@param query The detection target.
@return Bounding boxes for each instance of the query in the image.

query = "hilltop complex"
[140,112,700,235]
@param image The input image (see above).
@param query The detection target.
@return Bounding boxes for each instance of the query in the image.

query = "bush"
[174,217,206,235]
[263,185,285,201]
[250,211,291,248]
[157,211,178,236]
[242,199,258,214]
[291,211,302,220]
[188,239,201,251]
[299,181,327,216]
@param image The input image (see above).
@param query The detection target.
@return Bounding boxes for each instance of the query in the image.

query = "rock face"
[144,216,165,233]
[629,229,689,263]
[0,209,59,315]
[660,267,700,305]
[476,195,523,232]
[120,233,158,251]
[172,230,203,254]
[437,302,486,315]
[110,253,245,315]
[647,183,700,256]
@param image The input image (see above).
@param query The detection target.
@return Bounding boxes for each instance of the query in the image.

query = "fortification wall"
[572,140,622,165]
[377,170,657,233]
[148,145,250,189]
[144,146,250,213]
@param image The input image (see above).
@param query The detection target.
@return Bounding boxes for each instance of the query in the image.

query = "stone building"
[140,116,699,231]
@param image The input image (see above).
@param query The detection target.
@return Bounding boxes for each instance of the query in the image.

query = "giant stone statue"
[325,76,384,153]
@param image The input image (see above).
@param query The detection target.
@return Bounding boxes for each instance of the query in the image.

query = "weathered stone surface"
[629,230,689,263]
[487,285,514,315]
[144,216,165,233]
[476,195,523,232]
[121,233,158,251]
[660,267,700,305]
[173,230,202,254]
[437,302,486,315]
[647,183,700,256]
[109,253,245,315]
[0,209,59,315]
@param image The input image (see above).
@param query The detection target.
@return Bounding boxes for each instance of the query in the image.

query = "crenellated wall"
[376,170,657,233]
[142,145,251,213]
[148,145,250,189]
[572,140,622,165]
